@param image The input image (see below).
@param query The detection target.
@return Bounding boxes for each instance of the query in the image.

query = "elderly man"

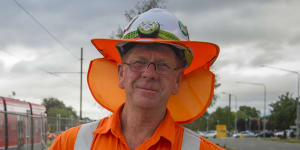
[50,8,223,150]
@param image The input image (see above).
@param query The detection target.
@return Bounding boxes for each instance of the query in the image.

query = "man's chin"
[132,95,161,108]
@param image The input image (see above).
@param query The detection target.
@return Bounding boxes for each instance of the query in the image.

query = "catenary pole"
[80,48,83,120]
[47,48,86,120]
[222,92,232,136]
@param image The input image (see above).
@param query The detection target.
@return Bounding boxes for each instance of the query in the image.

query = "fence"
[0,111,91,150]
[47,115,92,134]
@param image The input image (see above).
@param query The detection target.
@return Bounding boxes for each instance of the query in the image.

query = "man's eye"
[132,61,147,67]
[133,60,146,64]
[157,63,171,70]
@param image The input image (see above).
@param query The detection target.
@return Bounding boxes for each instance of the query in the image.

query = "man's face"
[118,44,183,110]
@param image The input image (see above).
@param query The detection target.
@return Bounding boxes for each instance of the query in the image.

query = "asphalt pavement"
[210,137,300,150]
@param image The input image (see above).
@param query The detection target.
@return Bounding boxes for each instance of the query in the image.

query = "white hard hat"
[123,8,190,41]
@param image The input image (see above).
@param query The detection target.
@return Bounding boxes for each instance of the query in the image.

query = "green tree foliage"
[42,97,78,132]
[184,113,209,131]
[235,105,260,131]
[238,105,260,118]
[184,106,233,131]
[269,92,297,130]
[42,97,66,111]
[210,106,235,130]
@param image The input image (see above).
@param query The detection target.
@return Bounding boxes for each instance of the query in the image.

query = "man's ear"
[172,70,184,94]
[118,63,125,89]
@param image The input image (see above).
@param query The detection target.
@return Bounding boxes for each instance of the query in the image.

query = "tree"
[42,97,66,112]
[42,97,78,132]
[269,92,297,130]
[124,0,166,22]
[235,105,260,131]
[186,106,235,131]
[238,106,260,118]
[184,112,209,131]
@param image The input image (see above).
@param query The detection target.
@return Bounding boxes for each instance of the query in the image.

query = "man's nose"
[142,63,158,77]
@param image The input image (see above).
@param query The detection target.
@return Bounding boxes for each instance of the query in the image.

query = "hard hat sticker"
[178,21,189,39]
[138,21,160,34]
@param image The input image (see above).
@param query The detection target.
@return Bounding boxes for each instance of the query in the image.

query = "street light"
[222,92,232,136]
[236,81,267,134]
[262,65,300,139]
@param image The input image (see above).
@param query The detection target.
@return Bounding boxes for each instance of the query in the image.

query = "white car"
[203,130,217,138]
[275,130,295,137]
[197,131,206,137]
[233,131,255,138]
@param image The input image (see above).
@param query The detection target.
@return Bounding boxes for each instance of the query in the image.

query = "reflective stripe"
[74,121,99,150]
[74,122,201,150]
[181,127,201,150]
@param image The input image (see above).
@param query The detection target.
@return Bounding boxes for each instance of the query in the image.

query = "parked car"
[233,131,255,138]
[203,130,217,138]
[275,129,295,138]
[274,131,284,137]
[197,131,206,137]
[232,132,240,138]
[256,131,274,138]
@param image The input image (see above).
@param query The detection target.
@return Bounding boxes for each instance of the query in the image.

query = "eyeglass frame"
[122,60,182,75]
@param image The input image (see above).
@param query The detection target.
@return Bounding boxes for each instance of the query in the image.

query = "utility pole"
[80,48,83,120]
[222,92,232,136]
[228,94,231,136]
[47,48,86,120]
[206,115,209,132]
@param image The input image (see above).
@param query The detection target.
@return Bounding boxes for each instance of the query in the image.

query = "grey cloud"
[289,34,300,46]
[0,60,4,73]
[10,60,30,73]
[168,0,275,15]
[168,0,300,52]
[0,0,137,57]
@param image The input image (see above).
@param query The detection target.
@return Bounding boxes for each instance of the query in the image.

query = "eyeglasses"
[123,60,180,75]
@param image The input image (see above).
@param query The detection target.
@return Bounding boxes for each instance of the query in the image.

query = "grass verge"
[263,137,300,144]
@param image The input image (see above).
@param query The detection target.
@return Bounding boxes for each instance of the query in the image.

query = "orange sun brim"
[88,38,219,123]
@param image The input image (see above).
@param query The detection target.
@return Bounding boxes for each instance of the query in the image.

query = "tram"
[0,97,47,150]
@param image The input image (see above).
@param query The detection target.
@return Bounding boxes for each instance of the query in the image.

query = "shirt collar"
[93,104,124,139]
[151,109,177,145]
[93,104,178,146]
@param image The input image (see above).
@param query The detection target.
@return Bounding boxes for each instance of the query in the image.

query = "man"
[49,8,223,150]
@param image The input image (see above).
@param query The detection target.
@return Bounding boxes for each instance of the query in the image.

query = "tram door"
[17,115,25,150]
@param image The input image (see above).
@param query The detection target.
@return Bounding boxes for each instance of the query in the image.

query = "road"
[210,138,300,150]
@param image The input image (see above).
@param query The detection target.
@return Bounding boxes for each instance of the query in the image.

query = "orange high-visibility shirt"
[49,106,223,150]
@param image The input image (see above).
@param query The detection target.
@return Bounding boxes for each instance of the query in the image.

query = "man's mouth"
[136,86,158,93]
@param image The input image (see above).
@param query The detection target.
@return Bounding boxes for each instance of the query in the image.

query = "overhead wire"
[9,0,82,85]
[44,70,79,87]
[12,0,79,60]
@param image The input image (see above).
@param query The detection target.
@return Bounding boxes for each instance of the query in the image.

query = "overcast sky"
[1,0,300,119]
